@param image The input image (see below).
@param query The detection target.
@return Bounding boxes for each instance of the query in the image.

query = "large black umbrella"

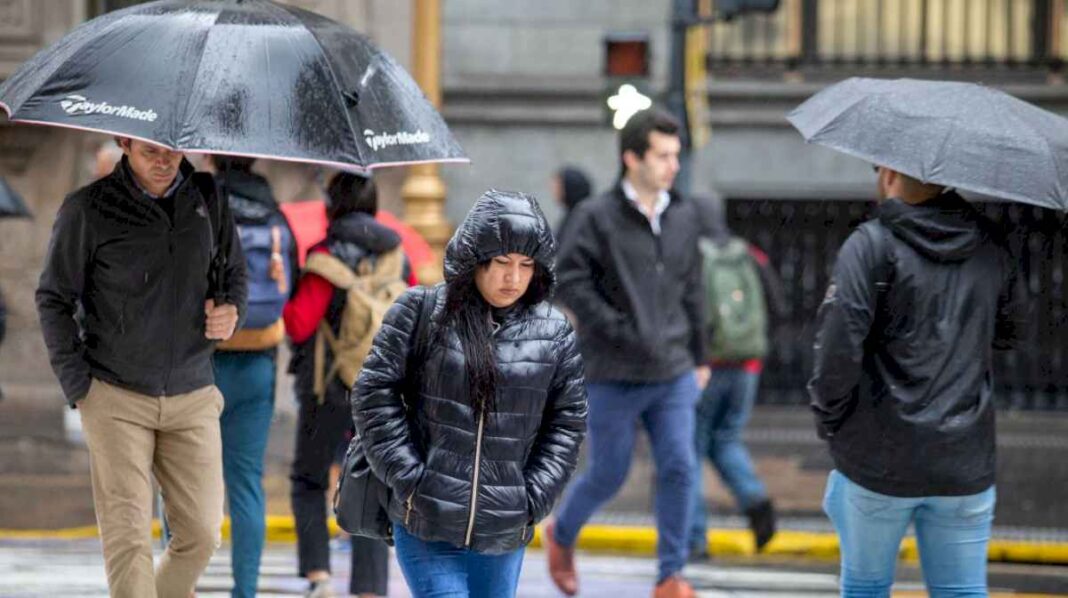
[788,77,1068,211]
[0,177,31,219]
[0,0,467,172]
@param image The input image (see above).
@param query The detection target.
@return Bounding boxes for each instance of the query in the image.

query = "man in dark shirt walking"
[546,109,708,598]
[37,137,247,598]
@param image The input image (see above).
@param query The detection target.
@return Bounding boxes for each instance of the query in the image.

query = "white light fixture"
[606,84,652,130]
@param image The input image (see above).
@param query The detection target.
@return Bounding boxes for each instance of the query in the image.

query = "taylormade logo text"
[59,95,158,122]
[363,129,430,151]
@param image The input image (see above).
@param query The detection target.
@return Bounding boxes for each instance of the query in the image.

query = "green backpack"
[700,237,768,361]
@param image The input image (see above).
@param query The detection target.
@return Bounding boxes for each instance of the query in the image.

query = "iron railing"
[728,198,1068,410]
[705,0,1066,76]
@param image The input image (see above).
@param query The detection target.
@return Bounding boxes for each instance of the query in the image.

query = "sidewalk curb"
[2,517,1066,565]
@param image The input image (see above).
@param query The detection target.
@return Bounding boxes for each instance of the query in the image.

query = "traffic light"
[715,0,781,21]
[603,33,653,129]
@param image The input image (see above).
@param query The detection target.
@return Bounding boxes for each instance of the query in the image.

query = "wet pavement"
[2,538,1066,597]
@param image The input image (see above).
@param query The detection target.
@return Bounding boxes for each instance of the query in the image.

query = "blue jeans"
[823,470,996,598]
[214,351,276,598]
[394,524,525,598]
[553,372,700,582]
[688,368,768,549]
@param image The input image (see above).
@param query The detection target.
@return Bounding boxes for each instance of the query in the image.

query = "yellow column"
[403,0,451,284]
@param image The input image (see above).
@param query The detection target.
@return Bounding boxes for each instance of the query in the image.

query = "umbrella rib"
[270,2,365,166]
[993,94,1066,206]
[170,6,225,149]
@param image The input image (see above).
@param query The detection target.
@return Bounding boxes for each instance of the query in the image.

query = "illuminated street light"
[607,83,652,130]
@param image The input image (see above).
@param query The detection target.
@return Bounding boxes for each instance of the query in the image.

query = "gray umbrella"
[0,177,31,219]
[787,77,1068,211]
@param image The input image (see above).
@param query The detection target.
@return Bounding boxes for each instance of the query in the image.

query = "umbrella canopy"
[0,177,31,219]
[787,77,1068,211]
[0,0,467,172]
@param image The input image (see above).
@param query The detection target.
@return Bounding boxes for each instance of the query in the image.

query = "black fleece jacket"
[555,183,706,382]
[37,158,247,405]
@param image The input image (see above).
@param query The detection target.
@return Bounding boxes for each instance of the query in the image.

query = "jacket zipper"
[464,408,486,547]
[464,316,502,546]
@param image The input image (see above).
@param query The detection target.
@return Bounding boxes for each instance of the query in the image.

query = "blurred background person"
[283,172,407,598]
[551,165,592,251]
[688,191,787,560]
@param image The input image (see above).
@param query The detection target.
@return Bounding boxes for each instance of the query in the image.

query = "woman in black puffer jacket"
[352,190,588,598]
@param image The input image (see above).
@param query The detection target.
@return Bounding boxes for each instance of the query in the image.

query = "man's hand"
[205,299,238,340]
[695,365,712,391]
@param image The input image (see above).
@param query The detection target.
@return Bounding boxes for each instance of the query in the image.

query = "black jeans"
[291,394,389,595]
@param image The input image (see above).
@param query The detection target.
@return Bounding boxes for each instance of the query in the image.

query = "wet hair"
[326,171,377,221]
[619,108,680,176]
[439,259,553,420]
[210,155,256,172]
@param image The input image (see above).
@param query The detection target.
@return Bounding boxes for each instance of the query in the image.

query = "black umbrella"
[788,77,1068,211]
[0,0,467,172]
[0,177,31,219]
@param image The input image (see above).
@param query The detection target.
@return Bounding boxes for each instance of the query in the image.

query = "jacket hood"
[327,212,401,254]
[444,190,556,287]
[878,191,987,262]
[218,169,274,206]
[216,169,279,224]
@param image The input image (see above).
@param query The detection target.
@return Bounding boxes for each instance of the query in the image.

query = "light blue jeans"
[688,368,768,550]
[823,470,996,598]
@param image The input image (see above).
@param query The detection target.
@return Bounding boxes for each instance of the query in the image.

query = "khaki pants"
[79,379,225,598]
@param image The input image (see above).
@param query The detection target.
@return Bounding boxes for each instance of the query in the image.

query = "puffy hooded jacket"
[352,190,588,554]
[809,192,1029,497]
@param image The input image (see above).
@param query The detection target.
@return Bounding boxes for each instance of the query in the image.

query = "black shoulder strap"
[192,172,221,252]
[412,285,438,365]
[401,286,438,410]
[192,172,230,302]
[865,222,895,336]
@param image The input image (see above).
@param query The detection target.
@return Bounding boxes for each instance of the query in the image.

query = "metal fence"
[728,198,1068,410]
[705,0,1066,76]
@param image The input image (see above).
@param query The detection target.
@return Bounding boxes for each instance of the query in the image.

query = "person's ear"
[116,137,131,153]
[622,149,641,173]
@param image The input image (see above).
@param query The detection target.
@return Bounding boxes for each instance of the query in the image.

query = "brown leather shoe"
[651,575,695,598]
[544,520,578,596]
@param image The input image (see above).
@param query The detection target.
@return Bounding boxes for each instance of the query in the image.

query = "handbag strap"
[404,285,438,403]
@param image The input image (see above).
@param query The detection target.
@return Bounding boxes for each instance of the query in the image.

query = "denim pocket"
[847,491,893,517]
[956,487,996,522]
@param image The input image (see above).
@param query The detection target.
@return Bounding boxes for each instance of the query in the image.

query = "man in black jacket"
[808,166,1028,595]
[37,137,247,598]
[546,109,708,598]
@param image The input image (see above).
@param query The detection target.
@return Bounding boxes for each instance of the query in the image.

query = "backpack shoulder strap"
[862,222,896,334]
[372,246,405,282]
[192,172,221,254]
[305,252,359,289]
